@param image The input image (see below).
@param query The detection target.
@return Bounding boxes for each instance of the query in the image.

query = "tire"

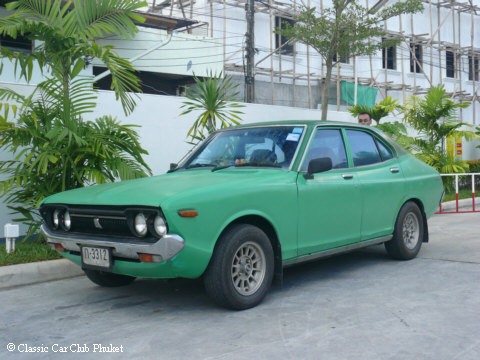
[385,201,424,260]
[203,224,274,310]
[84,269,136,287]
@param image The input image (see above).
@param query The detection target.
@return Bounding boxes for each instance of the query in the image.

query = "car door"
[297,128,362,256]
[344,129,406,240]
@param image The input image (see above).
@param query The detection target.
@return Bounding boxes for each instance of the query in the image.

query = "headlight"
[53,209,61,229]
[153,215,167,237]
[63,210,71,231]
[134,213,148,237]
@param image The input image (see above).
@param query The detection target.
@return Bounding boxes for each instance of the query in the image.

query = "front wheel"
[84,269,136,287]
[385,201,424,260]
[203,224,274,310]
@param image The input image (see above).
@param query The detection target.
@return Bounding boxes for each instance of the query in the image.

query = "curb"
[440,197,479,212]
[0,258,84,290]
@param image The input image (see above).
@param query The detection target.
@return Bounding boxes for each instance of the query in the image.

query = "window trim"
[409,42,423,74]
[382,38,396,70]
[343,128,396,169]
[446,50,455,79]
[0,33,33,53]
[299,127,349,172]
[179,124,308,172]
[274,16,295,56]
[468,54,479,81]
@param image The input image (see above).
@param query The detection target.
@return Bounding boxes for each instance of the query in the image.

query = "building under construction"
[141,0,479,126]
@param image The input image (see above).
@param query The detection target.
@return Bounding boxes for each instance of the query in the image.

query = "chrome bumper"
[41,224,185,262]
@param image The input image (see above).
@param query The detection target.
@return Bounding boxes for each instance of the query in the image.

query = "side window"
[346,130,382,167]
[301,129,348,171]
[376,139,394,161]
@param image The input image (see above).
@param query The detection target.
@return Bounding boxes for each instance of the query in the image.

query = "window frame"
[343,128,396,168]
[275,16,295,56]
[469,54,479,81]
[0,33,33,53]
[299,127,349,172]
[409,41,423,74]
[179,125,308,172]
[298,126,397,172]
[382,38,396,70]
[446,50,455,78]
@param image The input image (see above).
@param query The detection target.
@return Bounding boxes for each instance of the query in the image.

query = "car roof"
[233,120,349,128]
[221,120,409,156]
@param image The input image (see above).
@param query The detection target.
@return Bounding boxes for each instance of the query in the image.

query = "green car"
[41,121,443,309]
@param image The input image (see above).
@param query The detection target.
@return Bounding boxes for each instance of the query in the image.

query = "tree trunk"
[321,61,334,121]
[207,115,214,133]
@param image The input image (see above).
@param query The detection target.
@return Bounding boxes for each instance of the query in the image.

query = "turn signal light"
[178,210,198,218]
[54,243,66,252]
[138,253,163,263]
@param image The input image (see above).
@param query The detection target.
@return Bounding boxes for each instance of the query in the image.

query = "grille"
[70,214,131,237]
[40,204,162,242]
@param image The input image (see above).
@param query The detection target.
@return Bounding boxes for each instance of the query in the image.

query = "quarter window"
[375,139,394,161]
[301,129,348,171]
[346,130,382,167]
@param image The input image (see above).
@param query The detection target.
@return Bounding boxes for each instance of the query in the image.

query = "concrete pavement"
[0,212,479,360]
[0,198,476,290]
[0,259,83,290]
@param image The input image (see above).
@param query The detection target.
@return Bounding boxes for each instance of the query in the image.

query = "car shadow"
[81,244,394,312]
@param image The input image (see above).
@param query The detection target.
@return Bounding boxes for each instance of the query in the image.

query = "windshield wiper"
[212,162,281,172]
[186,163,215,169]
[211,164,235,172]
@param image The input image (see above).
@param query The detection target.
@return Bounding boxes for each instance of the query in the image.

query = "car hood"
[42,169,294,207]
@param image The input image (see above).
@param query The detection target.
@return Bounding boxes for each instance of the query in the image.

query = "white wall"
[89,90,356,175]
[93,28,223,77]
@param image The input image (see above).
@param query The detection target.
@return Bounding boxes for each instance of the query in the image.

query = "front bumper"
[41,224,185,262]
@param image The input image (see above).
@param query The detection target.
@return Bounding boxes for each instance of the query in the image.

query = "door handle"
[342,174,354,179]
[390,167,400,173]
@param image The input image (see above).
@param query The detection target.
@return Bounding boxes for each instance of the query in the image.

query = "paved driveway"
[1,213,479,360]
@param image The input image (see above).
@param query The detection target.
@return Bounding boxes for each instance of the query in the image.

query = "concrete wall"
[0,85,357,231]
[88,89,355,175]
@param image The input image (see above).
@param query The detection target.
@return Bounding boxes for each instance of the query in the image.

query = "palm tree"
[348,96,401,125]
[180,72,244,143]
[0,0,146,114]
[0,0,151,236]
[402,85,477,175]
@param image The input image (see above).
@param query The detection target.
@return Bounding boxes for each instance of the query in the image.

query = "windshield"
[181,126,305,171]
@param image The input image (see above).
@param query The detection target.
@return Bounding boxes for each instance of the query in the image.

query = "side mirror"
[167,163,178,173]
[304,157,333,179]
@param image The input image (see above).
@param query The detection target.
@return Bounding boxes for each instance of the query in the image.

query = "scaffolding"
[147,0,480,123]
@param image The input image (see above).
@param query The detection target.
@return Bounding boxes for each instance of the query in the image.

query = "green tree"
[276,0,423,121]
[0,0,151,236]
[180,72,244,143]
[348,96,401,125]
[402,85,476,174]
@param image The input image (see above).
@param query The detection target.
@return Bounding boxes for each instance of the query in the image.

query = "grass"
[0,241,62,266]
[443,189,478,203]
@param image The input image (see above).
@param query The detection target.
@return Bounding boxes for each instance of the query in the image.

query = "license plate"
[81,246,112,270]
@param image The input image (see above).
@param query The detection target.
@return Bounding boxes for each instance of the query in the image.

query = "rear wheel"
[385,201,424,260]
[203,224,274,310]
[84,269,136,287]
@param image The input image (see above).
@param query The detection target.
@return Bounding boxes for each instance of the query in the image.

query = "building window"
[469,55,479,81]
[275,17,294,56]
[0,33,32,53]
[409,42,422,73]
[446,50,455,78]
[333,52,349,64]
[382,38,396,70]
